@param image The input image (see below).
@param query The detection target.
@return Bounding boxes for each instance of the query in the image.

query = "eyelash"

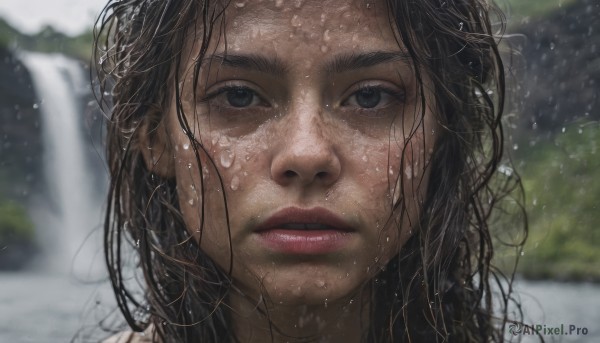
[201,83,406,112]
[342,84,406,110]
[201,84,267,108]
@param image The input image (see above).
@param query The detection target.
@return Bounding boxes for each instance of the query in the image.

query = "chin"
[239,264,365,307]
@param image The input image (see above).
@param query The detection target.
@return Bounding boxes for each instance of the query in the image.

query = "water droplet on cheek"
[220,149,235,168]
[230,176,240,191]
[404,166,412,179]
[291,14,302,27]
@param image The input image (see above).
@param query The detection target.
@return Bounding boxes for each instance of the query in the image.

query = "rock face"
[0,47,42,269]
[0,47,44,201]
[515,0,599,132]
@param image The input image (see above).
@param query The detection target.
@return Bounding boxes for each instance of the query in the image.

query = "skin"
[146,0,436,341]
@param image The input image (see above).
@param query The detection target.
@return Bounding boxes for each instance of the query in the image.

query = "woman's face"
[158,0,435,306]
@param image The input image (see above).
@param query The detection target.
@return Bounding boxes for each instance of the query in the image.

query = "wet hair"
[94,0,526,342]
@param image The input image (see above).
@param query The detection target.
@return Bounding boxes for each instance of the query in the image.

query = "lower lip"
[256,229,352,254]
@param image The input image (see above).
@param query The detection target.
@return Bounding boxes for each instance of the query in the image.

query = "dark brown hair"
[94,0,526,341]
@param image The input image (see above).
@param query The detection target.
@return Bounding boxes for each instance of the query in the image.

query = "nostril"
[284,170,296,178]
[316,171,328,179]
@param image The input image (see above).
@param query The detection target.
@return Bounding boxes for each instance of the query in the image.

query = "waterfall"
[19,52,105,277]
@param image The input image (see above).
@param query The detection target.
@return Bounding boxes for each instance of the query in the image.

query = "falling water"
[19,52,104,277]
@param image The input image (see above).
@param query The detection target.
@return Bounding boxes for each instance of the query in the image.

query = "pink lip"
[254,207,354,254]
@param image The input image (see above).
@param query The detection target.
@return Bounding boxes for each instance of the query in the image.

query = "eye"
[342,85,405,110]
[225,87,258,108]
[203,85,265,108]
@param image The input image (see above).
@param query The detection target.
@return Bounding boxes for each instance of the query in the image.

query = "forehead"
[198,0,402,58]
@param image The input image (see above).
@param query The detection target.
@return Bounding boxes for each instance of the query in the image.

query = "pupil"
[227,88,254,107]
[356,88,381,108]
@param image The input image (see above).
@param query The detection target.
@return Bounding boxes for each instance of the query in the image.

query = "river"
[0,271,598,342]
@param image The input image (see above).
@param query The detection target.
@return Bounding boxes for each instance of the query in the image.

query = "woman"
[95,0,525,341]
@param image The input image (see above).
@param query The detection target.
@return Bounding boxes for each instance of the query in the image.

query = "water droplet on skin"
[218,136,231,147]
[220,149,235,168]
[188,198,194,205]
[183,143,190,150]
[234,0,246,8]
[322,29,331,42]
[324,298,328,308]
[230,176,240,191]
[362,155,368,162]
[404,166,412,179]
[388,166,394,175]
[315,279,326,288]
[320,45,329,53]
[275,0,284,7]
[291,14,302,27]
[386,236,390,242]
[187,162,193,169]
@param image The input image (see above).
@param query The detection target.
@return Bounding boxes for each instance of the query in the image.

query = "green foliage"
[0,17,93,61]
[0,200,35,244]
[514,121,600,281]
[504,0,577,18]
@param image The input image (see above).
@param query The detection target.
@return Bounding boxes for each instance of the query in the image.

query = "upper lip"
[255,207,354,232]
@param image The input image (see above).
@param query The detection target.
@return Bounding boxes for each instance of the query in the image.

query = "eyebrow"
[203,51,411,76]
[204,53,288,76]
[325,51,411,74]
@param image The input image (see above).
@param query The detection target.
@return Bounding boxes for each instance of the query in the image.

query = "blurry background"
[0,0,598,342]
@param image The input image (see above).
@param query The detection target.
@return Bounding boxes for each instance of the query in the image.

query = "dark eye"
[342,85,404,110]
[226,87,257,108]
[354,87,381,108]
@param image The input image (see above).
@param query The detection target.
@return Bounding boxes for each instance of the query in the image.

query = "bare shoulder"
[102,325,156,343]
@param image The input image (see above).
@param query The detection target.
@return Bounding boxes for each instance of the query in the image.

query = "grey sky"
[0,0,107,36]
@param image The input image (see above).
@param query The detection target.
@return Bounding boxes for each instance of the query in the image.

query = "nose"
[270,107,341,188]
